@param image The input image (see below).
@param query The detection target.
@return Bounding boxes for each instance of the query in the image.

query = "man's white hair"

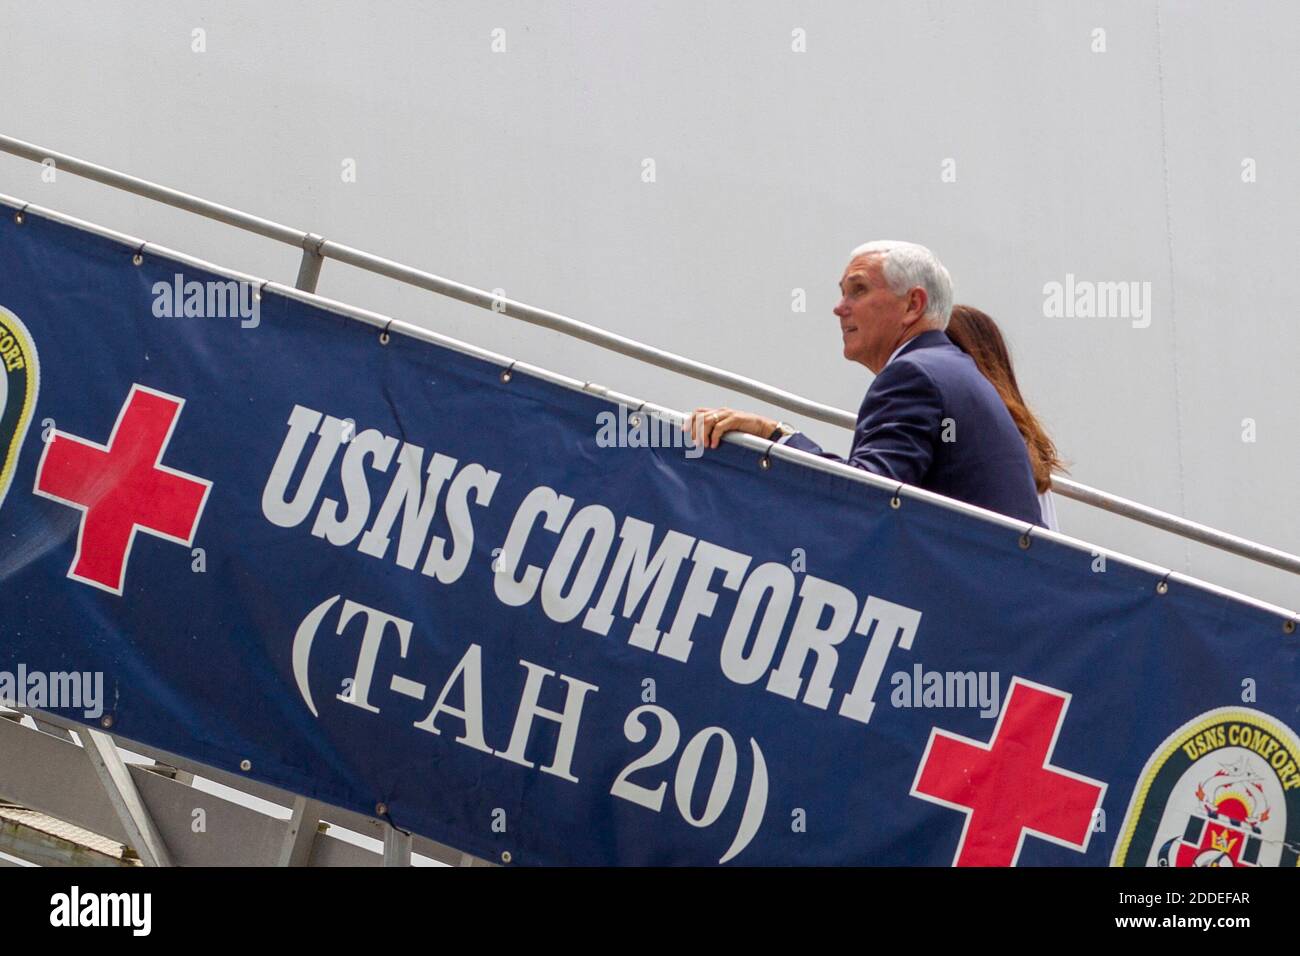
[850,240,953,329]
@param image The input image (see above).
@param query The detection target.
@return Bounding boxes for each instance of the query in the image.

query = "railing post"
[295,233,326,292]
[382,824,412,866]
[277,795,322,866]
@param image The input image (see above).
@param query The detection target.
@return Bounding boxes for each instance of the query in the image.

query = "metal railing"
[3,132,1297,578]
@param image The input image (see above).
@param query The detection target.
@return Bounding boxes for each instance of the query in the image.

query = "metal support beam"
[277,795,322,866]
[81,728,173,867]
[383,824,412,867]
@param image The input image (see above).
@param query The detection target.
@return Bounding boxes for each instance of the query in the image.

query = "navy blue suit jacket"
[785,330,1043,525]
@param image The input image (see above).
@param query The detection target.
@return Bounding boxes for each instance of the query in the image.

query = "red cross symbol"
[910,676,1107,866]
[33,384,212,596]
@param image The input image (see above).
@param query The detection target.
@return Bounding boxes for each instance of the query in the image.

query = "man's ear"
[902,287,929,327]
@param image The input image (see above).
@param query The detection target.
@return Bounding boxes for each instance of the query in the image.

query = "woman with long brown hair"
[945,305,1066,530]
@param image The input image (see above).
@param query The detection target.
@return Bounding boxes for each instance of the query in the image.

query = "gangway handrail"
[2,133,1297,578]
[4,187,1298,631]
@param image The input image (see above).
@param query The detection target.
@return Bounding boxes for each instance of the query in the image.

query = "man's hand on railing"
[685,407,781,449]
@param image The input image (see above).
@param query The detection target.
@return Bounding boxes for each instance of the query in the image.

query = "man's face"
[834,254,920,372]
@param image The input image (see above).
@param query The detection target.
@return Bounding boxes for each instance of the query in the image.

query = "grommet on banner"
[379,319,393,345]
[239,759,251,771]
[131,241,147,266]
[1155,574,1170,595]
[500,361,517,383]
[501,850,513,864]
[375,802,388,816]
[890,483,904,509]
[13,203,29,225]
[759,443,773,470]
[629,401,646,429]
[1018,527,1033,549]
[1285,619,1297,634]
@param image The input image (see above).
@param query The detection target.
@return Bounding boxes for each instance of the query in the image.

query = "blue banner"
[1,206,1297,866]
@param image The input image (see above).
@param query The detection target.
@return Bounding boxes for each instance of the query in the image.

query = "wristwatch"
[768,421,796,441]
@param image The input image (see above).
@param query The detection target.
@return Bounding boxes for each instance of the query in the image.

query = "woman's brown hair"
[945,305,1065,493]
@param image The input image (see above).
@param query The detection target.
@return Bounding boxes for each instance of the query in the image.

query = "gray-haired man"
[688,241,1042,524]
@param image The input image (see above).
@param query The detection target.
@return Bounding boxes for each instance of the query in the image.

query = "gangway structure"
[0,135,1296,867]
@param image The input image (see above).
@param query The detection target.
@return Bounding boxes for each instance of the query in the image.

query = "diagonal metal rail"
[2,132,1297,576]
